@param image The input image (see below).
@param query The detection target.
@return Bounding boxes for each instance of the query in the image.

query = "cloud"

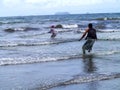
[0,0,120,16]
[2,0,22,7]
[1,0,117,9]
[25,0,47,4]
[21,0,104,11]
[1,0,118,7]
[24,0,103,7]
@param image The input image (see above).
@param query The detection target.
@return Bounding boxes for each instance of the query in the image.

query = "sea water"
[0,13,120,90]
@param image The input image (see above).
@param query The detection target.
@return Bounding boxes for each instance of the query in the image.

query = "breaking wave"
[4,27,40,32]
[0,39,78,47]
[97,29,120,33]
[55,24,78,28]
[19,32,47,38]
[94,17,120,20]
[0,50,120,66]
[75,29,120,34]
[63,73,120,85]
[34,73,120,90]
[0,54,82,66]
[1,37,120,47]
[0,21,27,25]
[19,29,74,38]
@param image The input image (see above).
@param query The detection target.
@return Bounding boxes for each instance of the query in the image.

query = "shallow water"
[0,55,120,90]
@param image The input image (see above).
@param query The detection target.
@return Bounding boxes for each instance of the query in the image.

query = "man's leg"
[88,39,95,52]
[82,40,89,54]
[82,46,86,54]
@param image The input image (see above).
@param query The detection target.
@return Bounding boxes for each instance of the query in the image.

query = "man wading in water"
[79,23,97,54]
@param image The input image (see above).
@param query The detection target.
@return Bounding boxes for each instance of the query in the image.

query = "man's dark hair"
[88,23,93,28]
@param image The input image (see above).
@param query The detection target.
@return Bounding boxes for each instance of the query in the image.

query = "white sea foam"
[0,50,120,66]
[0,55,80,66]
[98,29,120,33]
[37,73,120,90]
[62,24,78,28]
[95,50,120,56]
[0,39,78,47]
[4,27,40,32]
[63,73,120,85]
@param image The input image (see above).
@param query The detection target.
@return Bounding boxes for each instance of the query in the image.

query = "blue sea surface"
[0,13,120,90]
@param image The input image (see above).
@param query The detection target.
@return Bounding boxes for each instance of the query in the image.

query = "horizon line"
[0,12,120,18]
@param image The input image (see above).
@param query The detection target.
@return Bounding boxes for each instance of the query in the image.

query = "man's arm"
[79,29,88,41]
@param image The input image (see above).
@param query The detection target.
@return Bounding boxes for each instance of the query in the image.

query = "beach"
[1,52,120,90]
[0,13,120,90]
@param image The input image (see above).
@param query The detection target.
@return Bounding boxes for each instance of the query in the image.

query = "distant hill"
[55,12,70,15]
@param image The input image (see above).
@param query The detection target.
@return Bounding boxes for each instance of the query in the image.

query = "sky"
[0,0,120,17]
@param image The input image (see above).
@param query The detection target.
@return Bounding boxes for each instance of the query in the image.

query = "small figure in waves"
[48,25,57,38]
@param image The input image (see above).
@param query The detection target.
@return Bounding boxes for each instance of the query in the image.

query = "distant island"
[55,12,70,15]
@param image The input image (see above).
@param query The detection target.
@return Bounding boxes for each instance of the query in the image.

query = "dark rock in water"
[4,28,15,32]
[55,24,63,28]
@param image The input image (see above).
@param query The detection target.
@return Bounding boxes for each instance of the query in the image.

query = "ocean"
[0,13,120,90]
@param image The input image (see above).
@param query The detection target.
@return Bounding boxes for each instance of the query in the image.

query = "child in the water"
[48,25,57,38]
